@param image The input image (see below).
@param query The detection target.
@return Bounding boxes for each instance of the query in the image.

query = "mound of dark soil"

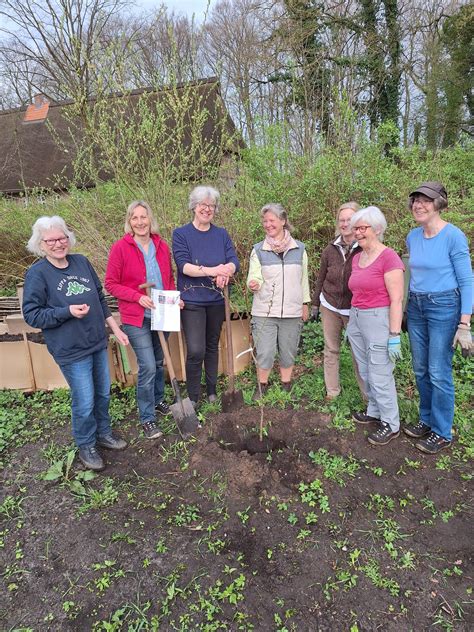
[1,407,472,630]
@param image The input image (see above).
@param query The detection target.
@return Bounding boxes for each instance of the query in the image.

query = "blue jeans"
[59,348,112,448]
[407,289,460,440]
[123,319,165,424]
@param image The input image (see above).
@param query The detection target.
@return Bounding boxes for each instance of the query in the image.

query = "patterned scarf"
[265,229,292,254]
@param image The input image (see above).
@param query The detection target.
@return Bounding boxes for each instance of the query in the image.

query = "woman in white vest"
[247,203,310,397]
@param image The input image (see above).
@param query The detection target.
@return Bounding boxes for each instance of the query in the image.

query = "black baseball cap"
[409,181,447,201]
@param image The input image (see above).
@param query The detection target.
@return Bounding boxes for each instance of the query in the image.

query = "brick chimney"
[23,94,50,123]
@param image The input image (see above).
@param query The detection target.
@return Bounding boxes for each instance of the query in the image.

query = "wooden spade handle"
[224,286,235,390]
[157,330,176,382]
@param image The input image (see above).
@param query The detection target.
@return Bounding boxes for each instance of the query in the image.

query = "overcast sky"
[134,0,215,21]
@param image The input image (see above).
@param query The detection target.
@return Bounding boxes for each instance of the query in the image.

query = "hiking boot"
[281,382,292,392]
[403,420,431,438]
[368,422,400,446]
[142,421,163,439]
[352,411,380,424]
[79,446,105,471]
[416,432,451,454]
[253,383,268,401]
[156,401,170,416]
[96,432,128,450]
[208,394,218,403]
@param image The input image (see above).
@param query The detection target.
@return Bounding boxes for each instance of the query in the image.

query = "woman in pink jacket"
[105,201,175,440]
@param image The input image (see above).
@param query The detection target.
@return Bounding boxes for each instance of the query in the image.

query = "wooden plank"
[6,314,40,334]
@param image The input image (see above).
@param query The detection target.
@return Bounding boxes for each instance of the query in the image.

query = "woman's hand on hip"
[70,304,90,318]
[248,280,260,292]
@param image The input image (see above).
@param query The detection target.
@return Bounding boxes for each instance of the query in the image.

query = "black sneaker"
[142,421,163,439]
[156,401,170,416]
[96,432,128,450]
[416,432,451,454]
[403,421,430,438]
[281,382,292,392]
[368,422,400,446]
[79,446,105,471]
[352,411,380,424]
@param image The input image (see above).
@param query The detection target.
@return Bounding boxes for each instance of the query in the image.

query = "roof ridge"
[0,77,220,117]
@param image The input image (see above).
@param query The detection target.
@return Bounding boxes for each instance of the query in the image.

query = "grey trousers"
[347,306,400,431]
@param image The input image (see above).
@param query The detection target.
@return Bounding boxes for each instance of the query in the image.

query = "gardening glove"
[388,335,402,362]
[452,325,472,353]
[311,306,320,322]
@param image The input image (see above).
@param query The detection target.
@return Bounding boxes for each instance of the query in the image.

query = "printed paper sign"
[150,290,181,332]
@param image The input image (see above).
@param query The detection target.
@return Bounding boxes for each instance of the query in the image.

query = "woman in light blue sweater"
[403,182,472,454]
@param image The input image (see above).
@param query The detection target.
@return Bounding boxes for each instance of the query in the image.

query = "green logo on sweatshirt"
[66,281,91,297]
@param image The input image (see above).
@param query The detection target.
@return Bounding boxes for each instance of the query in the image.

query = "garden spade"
[221,285,244,412]
[139,282,199,438]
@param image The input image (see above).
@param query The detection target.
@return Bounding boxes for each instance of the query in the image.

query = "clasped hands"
[213,263,235,289]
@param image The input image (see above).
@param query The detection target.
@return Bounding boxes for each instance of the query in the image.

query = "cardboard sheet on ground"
[151,290,181,332]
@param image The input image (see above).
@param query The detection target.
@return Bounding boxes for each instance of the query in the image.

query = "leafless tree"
[0,0,129,103]
[202,0,283,144]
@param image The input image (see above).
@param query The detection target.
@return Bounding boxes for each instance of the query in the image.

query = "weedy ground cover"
[0,326,473,630]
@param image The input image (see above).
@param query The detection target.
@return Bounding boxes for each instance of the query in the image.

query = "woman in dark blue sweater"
[22,216,129,471]
[172,186,239,405]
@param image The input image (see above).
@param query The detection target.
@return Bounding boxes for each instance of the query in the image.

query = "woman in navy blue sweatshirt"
[172,186,239,405]
[22,216,129,471]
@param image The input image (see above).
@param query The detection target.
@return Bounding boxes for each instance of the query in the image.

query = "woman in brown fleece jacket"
[312,202,366,400]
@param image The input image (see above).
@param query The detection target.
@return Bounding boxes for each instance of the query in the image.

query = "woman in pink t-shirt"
[346,206,405,446]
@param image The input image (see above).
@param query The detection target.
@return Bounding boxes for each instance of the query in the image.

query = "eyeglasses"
[353,225,372,234]
[411,196,433,206]
[42,236,69,246]
[198,203,216,212]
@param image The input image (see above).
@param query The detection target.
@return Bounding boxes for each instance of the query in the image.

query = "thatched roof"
[0,78,242,194]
